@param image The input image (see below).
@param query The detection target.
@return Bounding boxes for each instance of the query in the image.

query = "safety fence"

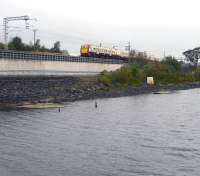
[0,50,126,64]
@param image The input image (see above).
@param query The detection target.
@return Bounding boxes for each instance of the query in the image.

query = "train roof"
[82,43,129,53]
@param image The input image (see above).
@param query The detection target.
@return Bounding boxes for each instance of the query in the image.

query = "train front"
[80,44,90,57]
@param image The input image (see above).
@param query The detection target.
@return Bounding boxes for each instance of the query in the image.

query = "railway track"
[0,49,127,64]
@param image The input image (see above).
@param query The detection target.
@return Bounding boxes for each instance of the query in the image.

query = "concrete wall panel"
[0,59,123,76]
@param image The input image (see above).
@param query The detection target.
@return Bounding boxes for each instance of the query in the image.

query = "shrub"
[0,43,4,49]
[110,67,133,86]
[98,70,112,86]
[161,56,181,72]
[130,64,144,86]
[194,66,200,81]
[98,56,197,87]
[98,75,112,86]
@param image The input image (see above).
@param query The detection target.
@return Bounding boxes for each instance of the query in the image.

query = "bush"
[143,61,188,84]
[130,64,140,77]
[128,56,151,67]
[0,43,4,49]
[161,56,181,72]
[194,66,200,81]
[110,67,133,86]
[98,56,198,87]
[98,75,112,86]
[130,64,144,86]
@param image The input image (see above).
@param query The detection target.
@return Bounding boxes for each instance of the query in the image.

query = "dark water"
[1,89,200,176]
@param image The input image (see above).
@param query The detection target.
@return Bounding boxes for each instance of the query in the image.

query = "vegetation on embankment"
[1,74,200,107]
[1,54,200,106]
[0,36,69,55]
[98,56,200,87]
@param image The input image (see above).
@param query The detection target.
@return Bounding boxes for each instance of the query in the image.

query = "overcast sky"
[1,0,200,57]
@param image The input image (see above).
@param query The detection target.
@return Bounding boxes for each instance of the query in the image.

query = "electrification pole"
[163,49,166,59]
[3,18,8,48]
[125,41,131,52]
[3,15,36,49]
[33,29,37,48]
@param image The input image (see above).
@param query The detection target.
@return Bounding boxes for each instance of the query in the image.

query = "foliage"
[194,66,200,81]
[111,67,133,86]
[7,36,66,54]
[161,56,181,72]
[129,64,144,85]
[0,43,5,49]
[8,37,24,50]
[98,56,199,87]
[34,39,41,51]
[51,41,61,53]
[98,74,112,86]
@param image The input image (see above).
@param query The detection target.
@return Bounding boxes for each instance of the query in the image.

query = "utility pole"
[3,18,9,49]
[163,49,166,59]
[125,41,131,52]
[125,42,131,63]
[33,29,37,49]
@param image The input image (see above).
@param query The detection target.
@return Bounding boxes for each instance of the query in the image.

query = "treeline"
[0,37,69,55]
[98,56,199,87]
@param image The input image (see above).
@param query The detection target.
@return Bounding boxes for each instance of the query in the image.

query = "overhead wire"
[0,22,129,51]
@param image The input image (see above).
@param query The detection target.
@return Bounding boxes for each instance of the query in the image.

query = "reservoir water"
[1,88,200,176]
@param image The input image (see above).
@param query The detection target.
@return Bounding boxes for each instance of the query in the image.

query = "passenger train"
[80,44,129,60]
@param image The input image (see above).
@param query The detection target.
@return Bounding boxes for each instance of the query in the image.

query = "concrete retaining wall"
[0,58,123,76]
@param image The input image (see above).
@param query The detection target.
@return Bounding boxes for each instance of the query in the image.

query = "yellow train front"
[80,44,129,60]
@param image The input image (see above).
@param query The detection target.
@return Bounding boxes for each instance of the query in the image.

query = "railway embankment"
[0,76,200,108]
[1,56,200,108]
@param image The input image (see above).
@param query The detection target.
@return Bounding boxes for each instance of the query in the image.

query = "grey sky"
[1,0,200,57]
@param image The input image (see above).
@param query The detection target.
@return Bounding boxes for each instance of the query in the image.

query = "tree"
[8,37,24,50]
[39,45,47,52]
[34,39,41,51]
[51,41,61,53]
[5,36,67,54]
[0,43,4,49]
[161,56,181,72]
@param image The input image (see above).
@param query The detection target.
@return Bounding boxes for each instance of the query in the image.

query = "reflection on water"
[1,89,200,176]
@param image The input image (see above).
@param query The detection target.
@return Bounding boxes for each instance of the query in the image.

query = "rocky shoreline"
[0,76,200,108]
[69,82,200,102]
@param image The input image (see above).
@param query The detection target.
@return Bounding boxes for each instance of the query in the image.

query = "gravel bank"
[0,76,199,107]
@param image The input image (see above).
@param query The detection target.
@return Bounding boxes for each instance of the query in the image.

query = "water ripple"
[1,88,200,176]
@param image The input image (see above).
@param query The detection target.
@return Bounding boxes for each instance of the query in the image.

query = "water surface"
[1,89,200,176]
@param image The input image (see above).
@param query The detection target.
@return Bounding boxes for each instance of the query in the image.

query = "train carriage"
[80,44,129,60]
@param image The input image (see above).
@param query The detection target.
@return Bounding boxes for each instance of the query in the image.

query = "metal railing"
[0,50,125,64]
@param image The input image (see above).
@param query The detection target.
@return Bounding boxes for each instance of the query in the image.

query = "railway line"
[0,50,125,76]
[0,50,126,64]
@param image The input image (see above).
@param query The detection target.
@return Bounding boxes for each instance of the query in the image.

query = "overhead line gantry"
[3,15,36,48]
